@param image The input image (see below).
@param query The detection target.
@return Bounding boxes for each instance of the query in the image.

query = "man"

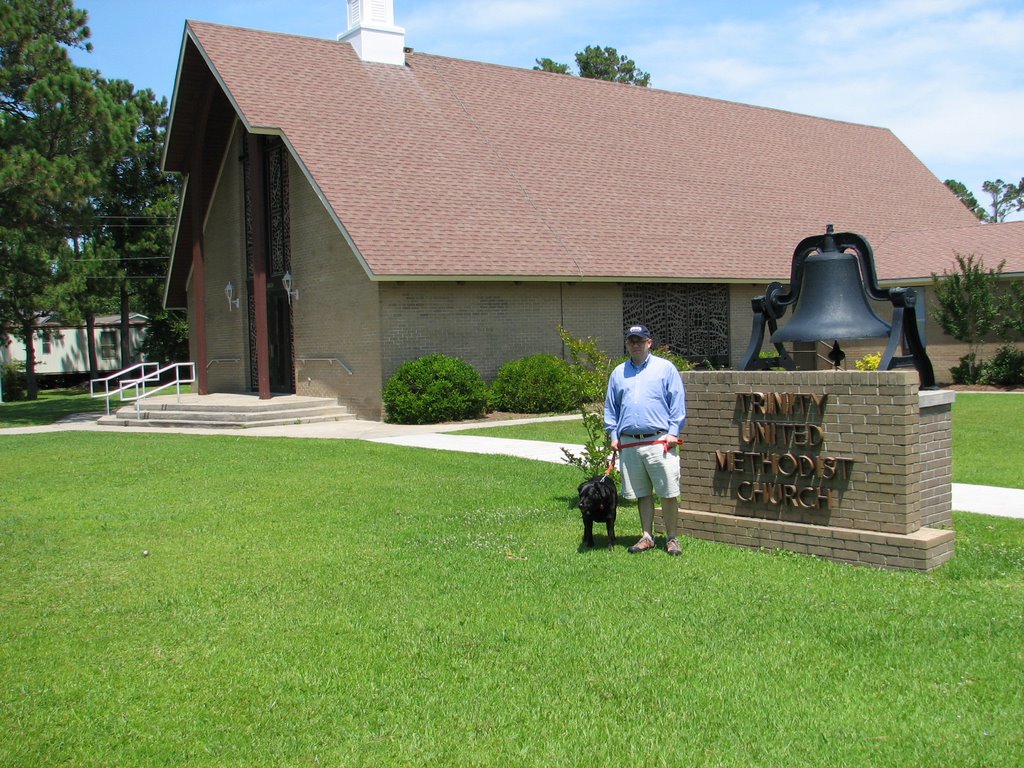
[604,324,687,555]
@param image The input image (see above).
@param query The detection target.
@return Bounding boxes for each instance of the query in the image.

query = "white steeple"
[338,0,406,66]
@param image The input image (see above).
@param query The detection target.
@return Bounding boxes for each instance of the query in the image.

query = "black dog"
[577,474,618,549]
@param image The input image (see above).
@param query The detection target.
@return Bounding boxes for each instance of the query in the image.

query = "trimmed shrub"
[950,353,982,385]
[1,361,27,402]
[383,354,488,424]
[489,354,580,413]
[980,344,1024,386]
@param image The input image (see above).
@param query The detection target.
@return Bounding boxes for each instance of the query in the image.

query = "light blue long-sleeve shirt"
[604,354,686,439]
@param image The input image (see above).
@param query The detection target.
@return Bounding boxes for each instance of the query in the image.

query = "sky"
[69,0,1023,218]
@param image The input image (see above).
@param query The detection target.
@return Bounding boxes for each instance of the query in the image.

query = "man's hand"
[664,434,682,449]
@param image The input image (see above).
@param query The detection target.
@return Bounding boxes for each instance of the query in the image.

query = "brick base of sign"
[652,509,955,571]
[655,370,956,571]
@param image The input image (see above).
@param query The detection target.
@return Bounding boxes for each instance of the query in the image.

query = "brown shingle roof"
[875,221,1024,281]
[166,20,994,286]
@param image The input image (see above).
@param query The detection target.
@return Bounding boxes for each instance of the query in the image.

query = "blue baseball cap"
[624,324,652,340]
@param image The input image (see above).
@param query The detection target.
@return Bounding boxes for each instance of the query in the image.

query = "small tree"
[139,309,189,364]
[1001,280,1024,339]
[558,327,617,478]
[558,326,615,404]
[931,254,1004,382]
[86,85,178,367]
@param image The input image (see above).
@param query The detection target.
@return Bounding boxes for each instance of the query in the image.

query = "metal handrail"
[90,362,161,414]
[296,357,354,375]
[90,361,197,415]
[117,362,197,415]
[206,358,241,370]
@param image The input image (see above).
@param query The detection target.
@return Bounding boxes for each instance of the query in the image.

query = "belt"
[621,431,665,439]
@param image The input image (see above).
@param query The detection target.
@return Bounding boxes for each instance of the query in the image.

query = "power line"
[95,215,176,220]
[71,256,169,262]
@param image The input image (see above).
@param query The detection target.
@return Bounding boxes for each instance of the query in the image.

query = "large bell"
[771,234,891,344]
[740,225,937,389]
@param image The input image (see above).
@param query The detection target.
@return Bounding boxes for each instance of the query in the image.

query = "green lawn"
[951,393,1024,488]
[454,417,588,444]
[1,432,1023,766]
[0,387,111,427]
[457,394,1024,490]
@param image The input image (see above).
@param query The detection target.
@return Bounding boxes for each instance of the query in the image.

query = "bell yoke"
[739,224,936,389]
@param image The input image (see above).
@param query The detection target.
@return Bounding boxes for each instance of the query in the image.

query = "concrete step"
[133,398,339,414]
[97,412,353,429]
[95,394,353,429]
[103,404,349,424]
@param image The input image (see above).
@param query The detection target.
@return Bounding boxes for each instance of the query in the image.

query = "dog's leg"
[607,519,615,549]
[583,516,595,548]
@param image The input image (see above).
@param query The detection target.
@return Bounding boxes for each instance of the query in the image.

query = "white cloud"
[79,0,1021,199]
[635,0,1023,192]
[404,0,620,35]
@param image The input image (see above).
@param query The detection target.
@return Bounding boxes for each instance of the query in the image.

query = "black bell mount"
[739,225,937,389]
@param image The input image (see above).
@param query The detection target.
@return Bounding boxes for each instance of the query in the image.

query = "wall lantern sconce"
[224,281,240,311]
[282,271,299,305]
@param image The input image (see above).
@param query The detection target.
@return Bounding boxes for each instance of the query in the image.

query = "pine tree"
[0,0,131,397]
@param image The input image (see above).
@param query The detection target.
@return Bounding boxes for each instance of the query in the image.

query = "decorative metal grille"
[241,137,294,390]
[242,139,258,389]
[267,142,291,277]
[266,140,295,390]
[622,283,730,366]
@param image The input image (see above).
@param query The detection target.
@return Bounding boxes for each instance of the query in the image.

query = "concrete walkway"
[2,411,1022,519]
[951,484,1024,519]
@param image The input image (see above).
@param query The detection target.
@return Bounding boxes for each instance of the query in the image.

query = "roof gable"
[165,20,990,287]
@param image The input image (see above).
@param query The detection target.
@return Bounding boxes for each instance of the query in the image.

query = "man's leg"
[662,496,683,555]
[629,495,657,553]
[662,496,679,539]
[638,495,656,538]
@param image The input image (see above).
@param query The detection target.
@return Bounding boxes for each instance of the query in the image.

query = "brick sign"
[715,391,853,510]
[669,370,956,571]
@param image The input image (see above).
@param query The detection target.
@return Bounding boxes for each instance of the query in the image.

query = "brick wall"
[288,156,384,419]
[201,128,249,393]
[918,390,955,529]
[728,284,761,369]
[379,282,623,383]
[672,369,955,570]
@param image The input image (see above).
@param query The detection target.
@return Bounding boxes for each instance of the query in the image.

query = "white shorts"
[619,442,680,500]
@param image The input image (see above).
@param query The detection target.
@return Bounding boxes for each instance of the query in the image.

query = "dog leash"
[607,436,684,473]
[616,437,681,455]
